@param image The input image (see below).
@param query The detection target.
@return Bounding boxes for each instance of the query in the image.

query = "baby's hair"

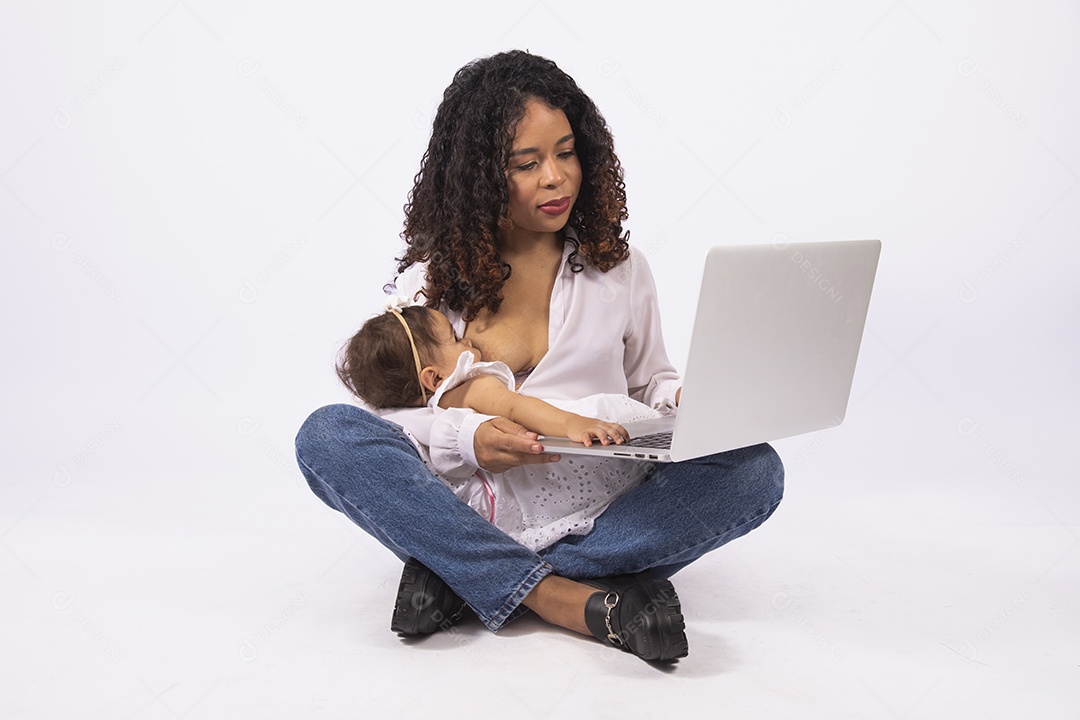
[337,305,441,408]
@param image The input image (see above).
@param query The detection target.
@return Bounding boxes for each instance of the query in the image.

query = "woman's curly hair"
[398,50,630,321]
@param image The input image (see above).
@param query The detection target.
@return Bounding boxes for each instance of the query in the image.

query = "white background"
[3,1,1078,717]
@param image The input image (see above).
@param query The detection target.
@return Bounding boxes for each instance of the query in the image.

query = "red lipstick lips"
[539,196,572,216]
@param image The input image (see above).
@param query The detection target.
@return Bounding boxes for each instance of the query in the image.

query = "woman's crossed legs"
[294,404,783,653]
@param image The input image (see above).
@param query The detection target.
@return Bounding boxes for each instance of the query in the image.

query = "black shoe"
[583,575,688,662]
[390,557,468,636]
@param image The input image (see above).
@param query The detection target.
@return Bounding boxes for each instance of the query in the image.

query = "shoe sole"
[390,558,429,635]
[647,578,689,661]
[391,559,466,636]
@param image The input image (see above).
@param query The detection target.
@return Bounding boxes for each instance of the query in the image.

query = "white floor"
[6,416,1077,719]
[4,3,1079,717]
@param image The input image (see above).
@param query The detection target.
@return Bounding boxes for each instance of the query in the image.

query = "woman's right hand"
[474,417,561,473]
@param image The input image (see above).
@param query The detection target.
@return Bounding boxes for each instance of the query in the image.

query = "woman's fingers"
[487,416,537,439]
[475,417,560,472]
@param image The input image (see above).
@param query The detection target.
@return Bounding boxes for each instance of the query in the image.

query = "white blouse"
[424,349,663,551]
[374,229,681,479]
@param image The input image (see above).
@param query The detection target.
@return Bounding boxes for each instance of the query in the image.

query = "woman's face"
[504,99,582,241]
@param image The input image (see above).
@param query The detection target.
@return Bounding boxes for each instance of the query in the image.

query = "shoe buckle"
[447,602,467,625]
[602,591,622,646]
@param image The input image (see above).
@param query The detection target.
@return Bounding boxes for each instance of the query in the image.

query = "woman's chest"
[466,274,554,374]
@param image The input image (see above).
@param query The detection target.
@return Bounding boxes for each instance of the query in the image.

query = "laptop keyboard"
[629,432,673,449]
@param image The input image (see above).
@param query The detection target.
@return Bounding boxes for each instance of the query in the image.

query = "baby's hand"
[565,417,630,446]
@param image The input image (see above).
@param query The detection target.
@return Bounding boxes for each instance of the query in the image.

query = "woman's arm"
[439,375,629,445]
[622,249,682,411]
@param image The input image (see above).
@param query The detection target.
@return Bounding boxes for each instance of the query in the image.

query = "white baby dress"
[429,351,661,552]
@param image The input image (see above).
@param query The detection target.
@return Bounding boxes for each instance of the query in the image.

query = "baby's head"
[338,305,480,408]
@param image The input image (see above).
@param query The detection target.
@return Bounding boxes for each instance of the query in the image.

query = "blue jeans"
[294,404,784,631]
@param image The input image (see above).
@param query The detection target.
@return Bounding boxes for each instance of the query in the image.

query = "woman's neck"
[497,228,564,261]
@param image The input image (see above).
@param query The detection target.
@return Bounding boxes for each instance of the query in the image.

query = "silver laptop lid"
[670,239,881,460]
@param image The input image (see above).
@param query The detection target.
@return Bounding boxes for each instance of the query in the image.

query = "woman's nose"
[541,159,565,188]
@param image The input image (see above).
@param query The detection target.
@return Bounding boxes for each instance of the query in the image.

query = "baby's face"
[428,309,481,378]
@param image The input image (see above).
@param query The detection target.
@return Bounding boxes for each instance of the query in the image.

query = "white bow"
[383,294,414,312]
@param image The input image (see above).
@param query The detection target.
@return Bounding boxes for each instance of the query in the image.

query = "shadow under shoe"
[390,557,469,636]
[583,573,689,662]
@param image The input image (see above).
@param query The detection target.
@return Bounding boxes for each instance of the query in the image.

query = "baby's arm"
[439,376,629,446]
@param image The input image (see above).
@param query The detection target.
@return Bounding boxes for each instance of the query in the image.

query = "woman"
[295,50,784,663]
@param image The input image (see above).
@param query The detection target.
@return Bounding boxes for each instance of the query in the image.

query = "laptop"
[540,239,881,462]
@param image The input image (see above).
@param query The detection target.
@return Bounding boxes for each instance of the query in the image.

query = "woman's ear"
[419,365,443,395]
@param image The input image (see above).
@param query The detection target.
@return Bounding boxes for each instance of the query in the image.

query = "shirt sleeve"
[623,249,682,413]
[429,409,498,478]
[428,353,517,413]
[377,404,495,479]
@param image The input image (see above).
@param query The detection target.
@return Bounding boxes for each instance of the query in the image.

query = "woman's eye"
[515,161,537,171]
[558,149,576,158]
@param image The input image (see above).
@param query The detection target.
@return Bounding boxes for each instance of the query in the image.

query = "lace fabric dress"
[429,351,660,552]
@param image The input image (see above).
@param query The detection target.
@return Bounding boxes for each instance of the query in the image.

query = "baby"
[337,300,661,551]
[338,303,630,446]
